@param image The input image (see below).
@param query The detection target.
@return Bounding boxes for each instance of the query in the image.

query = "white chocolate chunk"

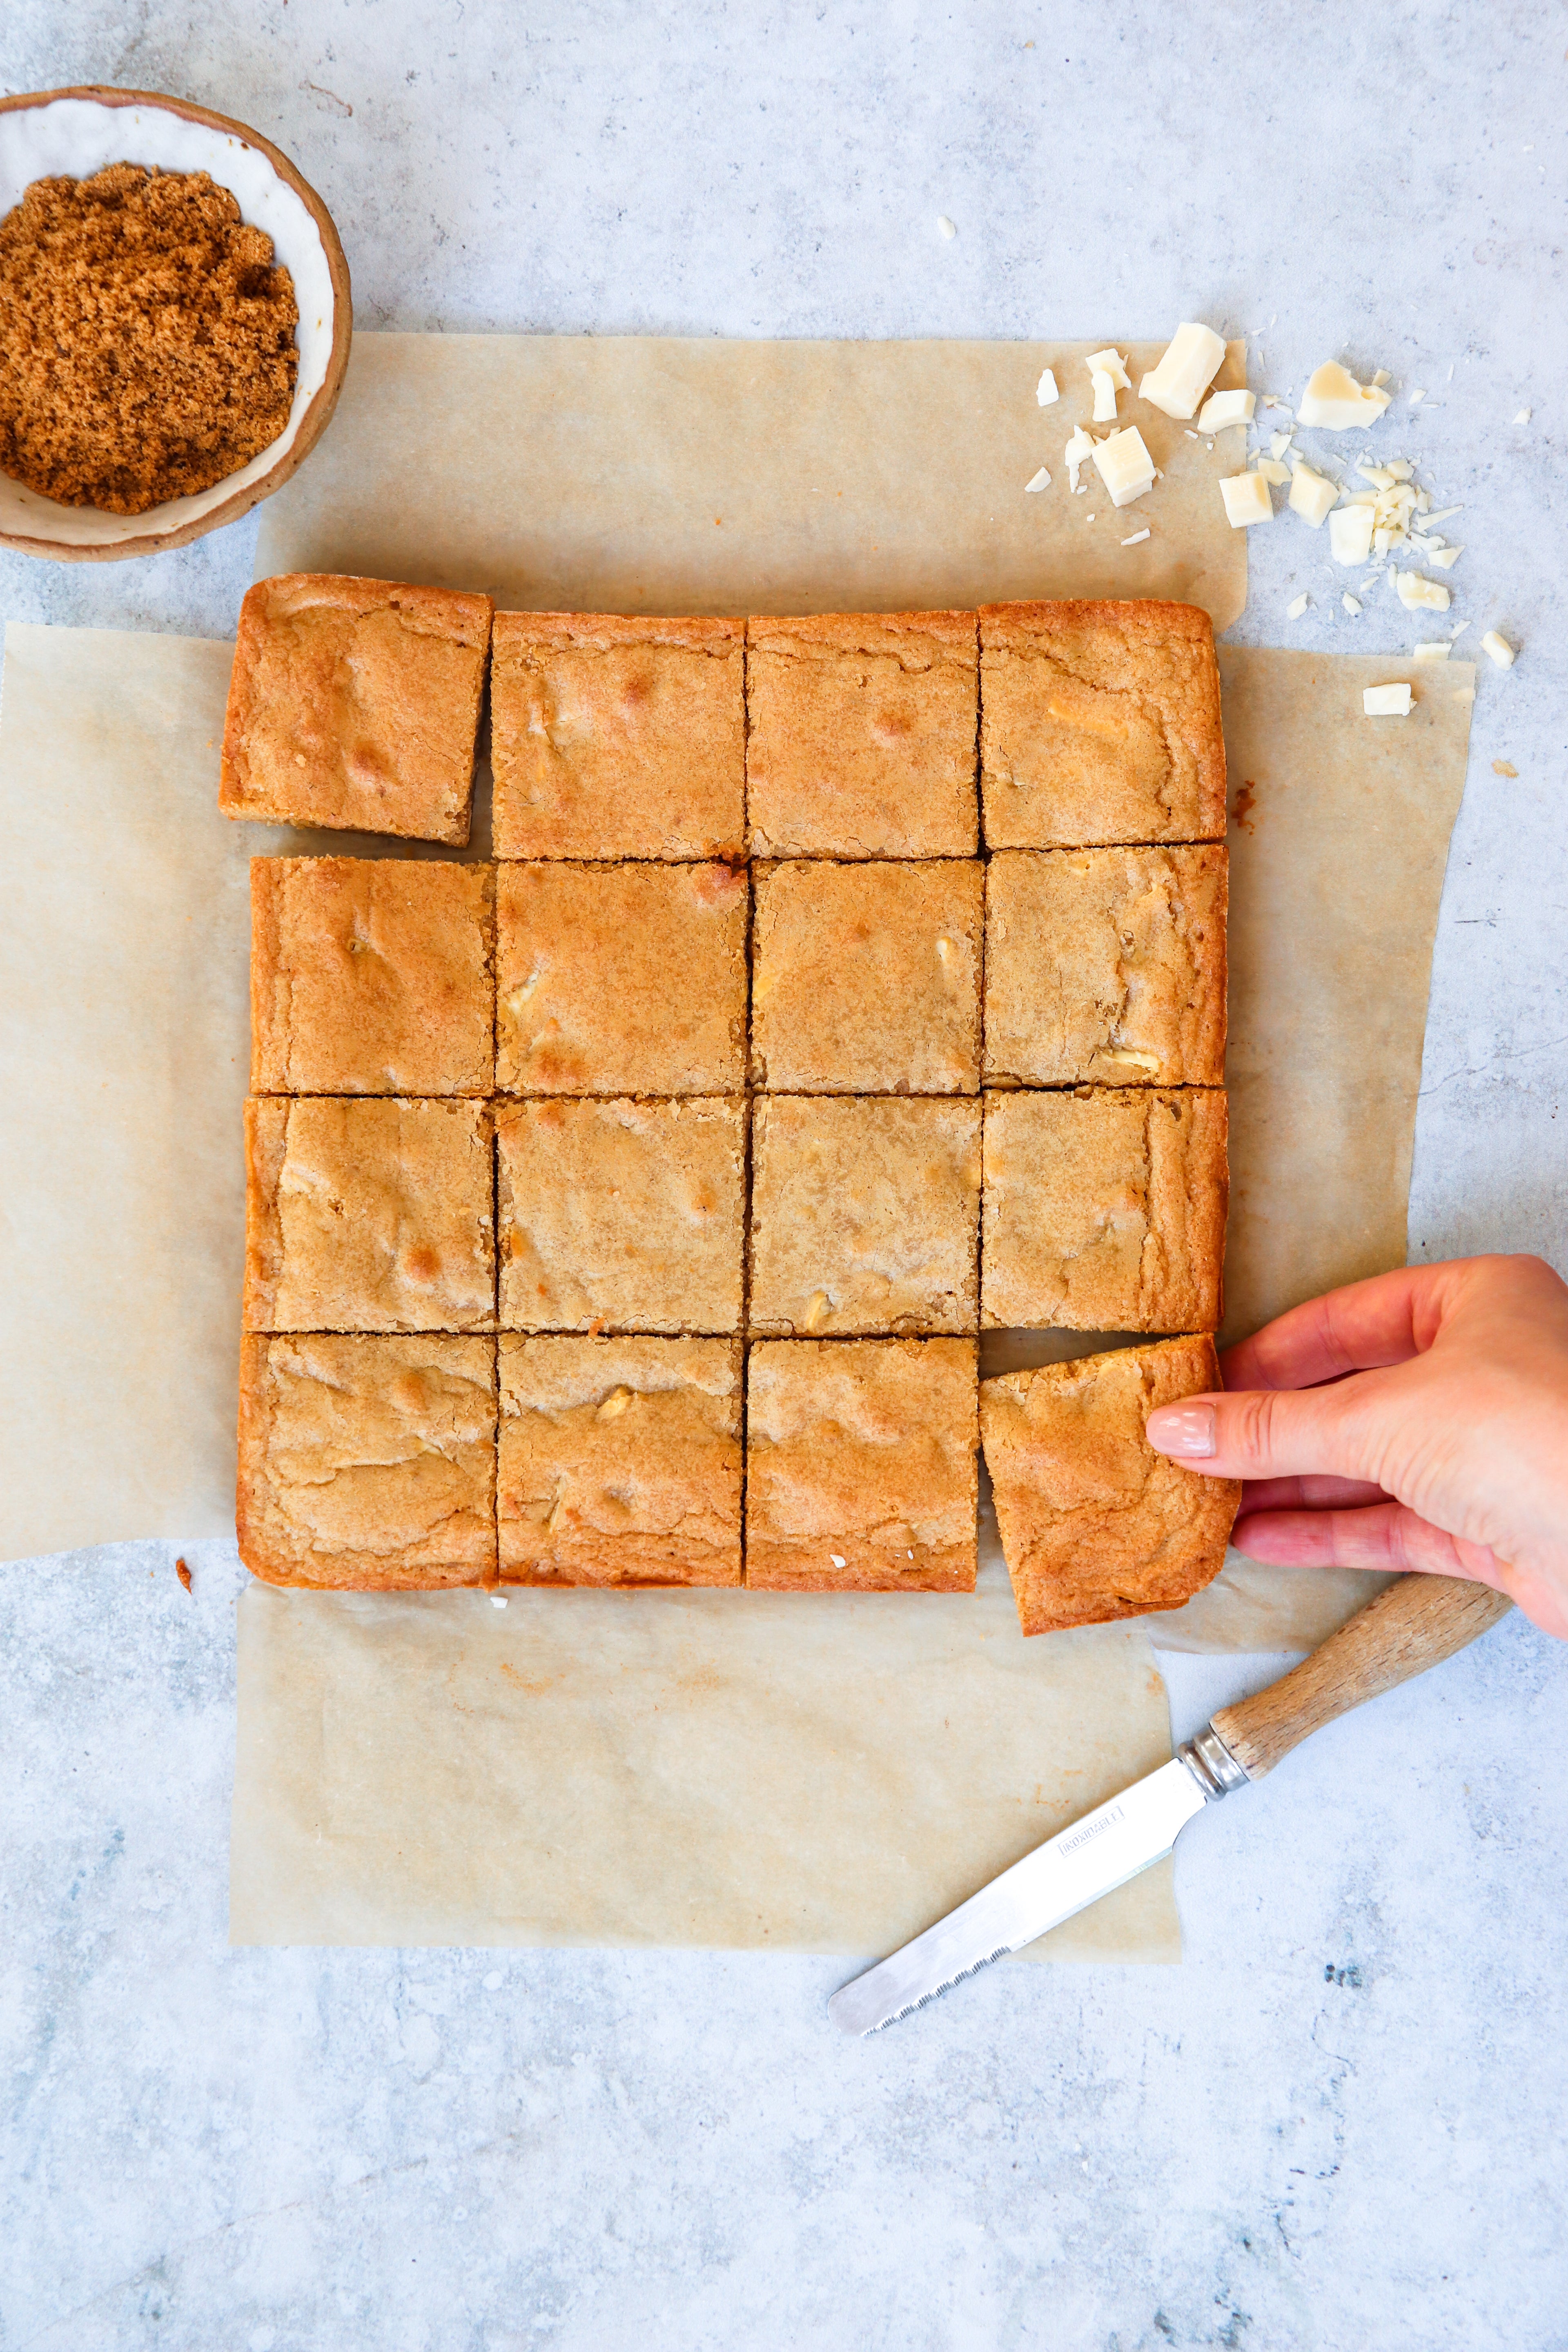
[1139,322,1227,420]
[1298,361,1393,431]
[1091,368,1120,423]
[1482,630,1517,668]
[1329,504,1376,566]
[1256,458,1290,485]
[1220,471,1274,527]
[1196,388,1255,431]
[1288,464,1338,527]
[1286,592,1309,619]
[1121,526,1151,546]
[1342,593,1363,615]
[1090,424,1157,506]
[1452,687,1476,703]
[1364,684,1413,717]
[1085,347,1131,390]
[1430,546,1463,569]
[1514,408,1531,425]
[1036,366,1060,407]
[1269,431,1293,461]
[1414,642,1450,662]
[937,216,957,239]
[1396,570,1451,611]
[1025,466,1051,493]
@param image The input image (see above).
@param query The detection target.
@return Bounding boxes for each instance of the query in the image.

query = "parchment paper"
[253,334,1250,625]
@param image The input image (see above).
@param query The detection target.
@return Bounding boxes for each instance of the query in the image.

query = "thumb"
[1145,1378,1383,1484]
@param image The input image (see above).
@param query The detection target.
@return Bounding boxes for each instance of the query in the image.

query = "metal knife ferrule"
[1178,1721,1250,1800]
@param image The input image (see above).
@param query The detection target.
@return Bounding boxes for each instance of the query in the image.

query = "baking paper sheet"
[254,334,1250,625]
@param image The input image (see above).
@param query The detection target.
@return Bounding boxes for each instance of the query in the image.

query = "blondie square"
[984,846,1227,1089]
[496,860,748,1096]
[497,1097,745,1334]
[748,1097,980,1336]
[244,1097,494,1333]
[745,1338,979,1590]
[980,1336,1241,1635]
[250,858,493,1096]
[220,574,494,844]
[981,1089,1228,1332]
[751,859,983,1093]
[490,612,745,859]
[236,1332,497,1588]
[979,599,1227,850]
[746,610,979,858]
[497,1335,743,1585]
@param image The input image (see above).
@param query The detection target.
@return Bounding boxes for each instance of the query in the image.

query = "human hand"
[1144,1254,1568,1641]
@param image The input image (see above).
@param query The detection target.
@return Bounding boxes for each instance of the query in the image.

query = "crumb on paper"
[1452,686,1476,702]
[491,1594,508,1607]
[1373,369,1391,387]
[937,216,956,239]
[1493,759,1519,777]
[1514,408,1531,424]
[1364,683,1413,717]
[1036,366,1060,407]
[1231,778,1258,832]
[1482,629,1517,668]
[175,1557,192,1593]
[1025,465,1051,493]
[830,1553,847,1568]
[1287,592,1309,618]
[1410,388,1426,404]
[1121,526,1150,546]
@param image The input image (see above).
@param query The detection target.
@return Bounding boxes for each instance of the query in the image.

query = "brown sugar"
[0,164,298,514]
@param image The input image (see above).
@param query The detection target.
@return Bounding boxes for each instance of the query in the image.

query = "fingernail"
[1146,1402,1217,1459]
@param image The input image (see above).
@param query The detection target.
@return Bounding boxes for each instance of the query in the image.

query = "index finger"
[1219,1264,1456,1393]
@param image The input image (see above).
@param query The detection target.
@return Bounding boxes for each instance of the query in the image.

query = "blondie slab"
[746,610,979,858]
[982,1089,1228,1332]
[237,1332,497,1588]
[984,846,1227,1089]
[748,1096,980,1336]
[490,612,745,859]
[980,1336,1241,1635]
[498,1335,742,1585]
[745,1338,979,1591]
[979,599,1227,850]
[250,857,493,1096]
[220,574,493,844]
[496,860,748,1096]
[751,858,983,1093]
[497,1097,745,1333]
[244,1097,494,1333]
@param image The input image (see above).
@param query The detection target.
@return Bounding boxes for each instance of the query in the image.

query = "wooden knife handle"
[1209,1573,1513,1782]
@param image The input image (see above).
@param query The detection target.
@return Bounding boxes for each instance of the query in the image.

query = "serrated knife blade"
[829,1755,1211,2036]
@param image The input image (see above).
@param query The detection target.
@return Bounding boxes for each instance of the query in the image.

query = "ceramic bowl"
[0,85,352,561]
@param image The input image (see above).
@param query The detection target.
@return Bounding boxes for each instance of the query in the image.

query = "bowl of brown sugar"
[0,86,352,562]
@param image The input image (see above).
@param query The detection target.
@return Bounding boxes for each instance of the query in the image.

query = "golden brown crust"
[746,610,978,858]
[496,1096,746,1334]
[980,1336,1241,1635]
[490,611,745,859]
[984,846,1227,1089]
[249,857,493,1097]
[495,860,748,1095]
[744,1338,979,1590]
[220,574,493,844]
[982,1089,1227,1332]
[498,1335,742,1585]
[243,1097,495,1333]
[979,598,1226,850]
[236,1332,497,1588]
[748,1097,980,1336]
[750,858,983,1093]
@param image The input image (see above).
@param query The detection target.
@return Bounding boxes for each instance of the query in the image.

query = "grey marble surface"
[2,5,1566,2346]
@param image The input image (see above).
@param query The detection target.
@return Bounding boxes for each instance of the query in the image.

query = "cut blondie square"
[220,574,494,844]
[750,858,983,1093]
[745,1338,980,1591]
[979,599,1227,850]
[237,1332,497,1588]
[244,1097,494,1333]
[748,1096,980,1336]
[980,1336,1241,1636]
[982,1089,1227,1332]
[490,613,745,859]
[497,1097,745,1334]
[984,846,1227,1089]
[498,1336,742,1585]
[250,857,493,1096]
[496,860,747,1096]
[746,610,979,858]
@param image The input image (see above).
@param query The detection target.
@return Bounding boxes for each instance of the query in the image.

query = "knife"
[829,1572,1513,2036]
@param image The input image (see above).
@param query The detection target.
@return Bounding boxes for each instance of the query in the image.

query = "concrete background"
[2,4,1565,2346]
